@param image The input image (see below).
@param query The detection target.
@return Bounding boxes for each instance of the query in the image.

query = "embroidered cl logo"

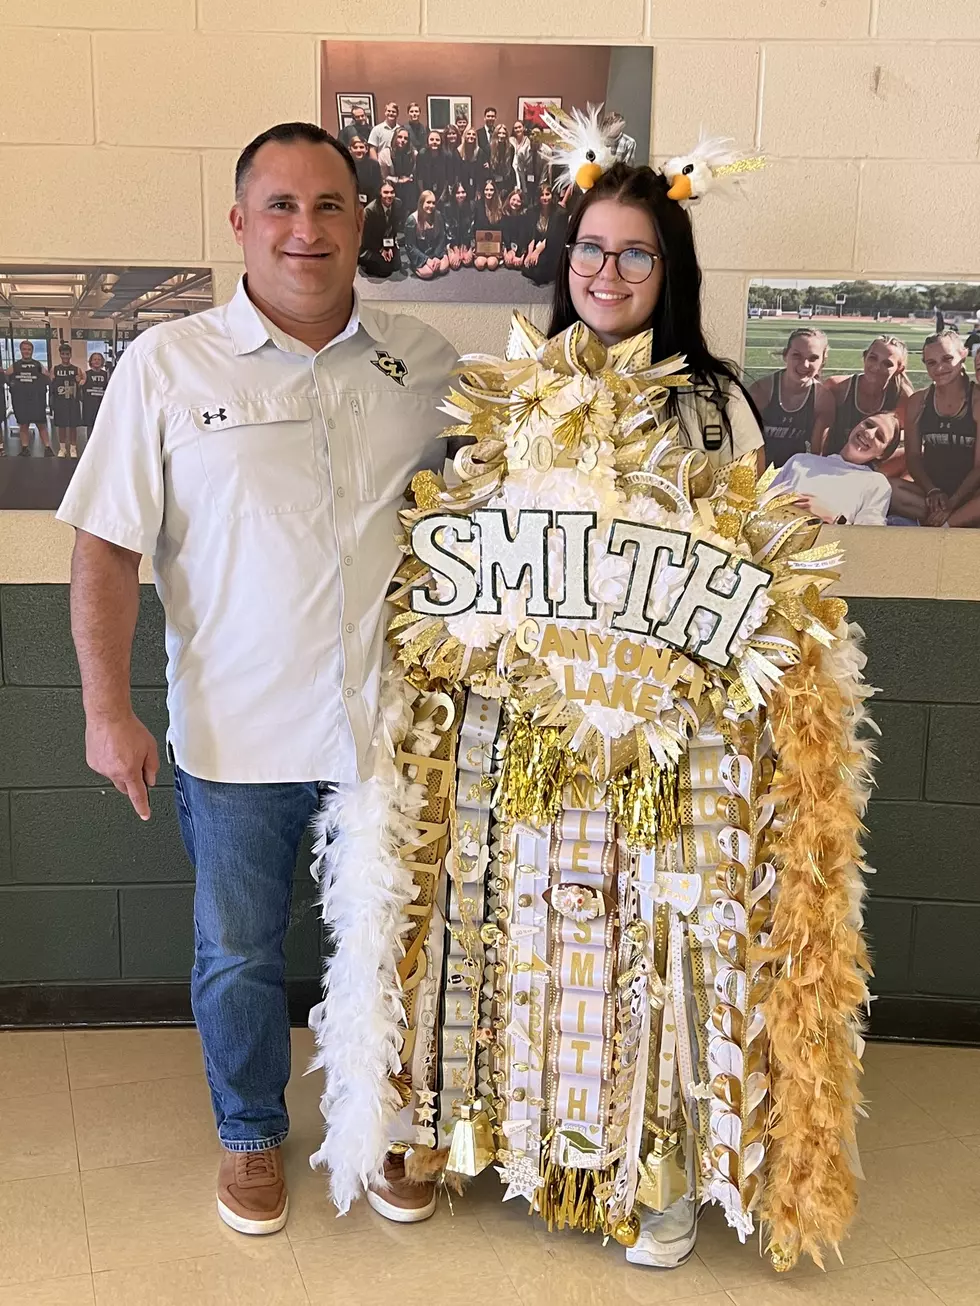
[202,408,227,425]
[371,351,409,386]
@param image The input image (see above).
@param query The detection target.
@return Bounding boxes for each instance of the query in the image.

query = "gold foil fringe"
[495,713,574,829]
[606,761,680,850]
[537,1160,616,1235]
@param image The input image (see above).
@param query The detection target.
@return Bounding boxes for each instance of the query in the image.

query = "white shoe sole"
[216,1195,289,1235]
[366,1187,437,1223]
[625,1242,696,1269]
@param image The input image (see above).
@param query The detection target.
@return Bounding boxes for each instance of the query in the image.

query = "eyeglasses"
[566,241,660,284]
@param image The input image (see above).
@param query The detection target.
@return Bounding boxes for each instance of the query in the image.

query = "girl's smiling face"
[568,199,664,345]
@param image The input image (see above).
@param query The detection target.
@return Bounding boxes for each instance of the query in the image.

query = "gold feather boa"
[761,631,873,1271]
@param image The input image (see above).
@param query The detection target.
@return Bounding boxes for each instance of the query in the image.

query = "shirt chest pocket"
[345,390,442,504]
[192,396,321,518]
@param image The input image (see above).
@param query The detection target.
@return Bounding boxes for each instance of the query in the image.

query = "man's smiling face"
[231,138,363,315]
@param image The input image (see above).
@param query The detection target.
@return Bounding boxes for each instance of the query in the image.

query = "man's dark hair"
[484,106,497,116]
[234,122,358,200]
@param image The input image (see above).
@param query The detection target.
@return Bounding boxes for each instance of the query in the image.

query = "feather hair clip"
[662,130,766,207]
[539,102,616,193]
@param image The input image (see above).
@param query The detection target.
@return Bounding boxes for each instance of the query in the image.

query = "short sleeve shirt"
[57,278,459,784]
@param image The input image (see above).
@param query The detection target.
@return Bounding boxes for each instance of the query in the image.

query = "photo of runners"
[0,266,212,510]
[744,278,980,528]
[320,41,653,304]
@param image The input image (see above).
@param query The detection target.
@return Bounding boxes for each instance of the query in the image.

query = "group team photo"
[745,281,980,529]
[320,40,653,303]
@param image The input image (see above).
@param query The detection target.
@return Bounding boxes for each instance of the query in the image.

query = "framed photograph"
[0,263,212,511]
[518,97,562,128]
[427,95,471,131]
[450,96,472,128]
[744,276,980,532]
[321,41,653,305]
[335,92,375,132]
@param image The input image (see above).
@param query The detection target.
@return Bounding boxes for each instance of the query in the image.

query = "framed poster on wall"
[518,96,562,127]
[427,95,472,131]
[335,92,376,131]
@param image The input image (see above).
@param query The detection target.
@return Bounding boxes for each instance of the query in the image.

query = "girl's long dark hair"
[548,163,762,449]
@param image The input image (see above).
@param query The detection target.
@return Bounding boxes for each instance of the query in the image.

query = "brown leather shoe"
[216,1146,288,1235]
[367,1150,437,1223]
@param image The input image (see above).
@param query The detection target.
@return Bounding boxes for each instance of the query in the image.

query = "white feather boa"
[306,667,427,1214]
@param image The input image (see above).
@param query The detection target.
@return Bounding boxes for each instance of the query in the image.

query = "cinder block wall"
[2,1,978,359]
[3,589,979,1034]
[0,588,321,1005]
[2,2,979,1034]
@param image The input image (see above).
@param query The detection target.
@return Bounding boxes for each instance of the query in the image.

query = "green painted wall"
[0,586,978,1028]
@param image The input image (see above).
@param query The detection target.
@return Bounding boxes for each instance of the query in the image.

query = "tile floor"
[1,1029,979,1305]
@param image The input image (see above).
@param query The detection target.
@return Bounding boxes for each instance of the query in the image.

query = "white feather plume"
[663,129,763,205]
[307,774,424,1213]
[307,665,426,1214]
[541,102,616,192]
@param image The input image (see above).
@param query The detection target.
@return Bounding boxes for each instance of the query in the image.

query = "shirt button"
[328,418,336,430]
[344,555,353,566]
[345,622,355,633]
[344,687,355,699]
[336,485,345,497]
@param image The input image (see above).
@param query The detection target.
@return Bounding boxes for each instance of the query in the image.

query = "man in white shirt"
[58,121,458,1236]
[367,102,400,159]
[604,112,637,166]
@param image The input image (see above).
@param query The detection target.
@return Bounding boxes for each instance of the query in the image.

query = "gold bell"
[611,1213,640,1247]
[635,1131,688,1213]
[445,1099,495,1178]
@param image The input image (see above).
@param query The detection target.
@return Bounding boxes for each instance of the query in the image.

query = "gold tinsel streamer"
[495,713,575,828]
[606,761,680,850]
[759,634,872,1271]
[537,1160,616,1234]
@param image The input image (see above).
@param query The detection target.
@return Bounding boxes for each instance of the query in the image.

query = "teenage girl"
[548,163,764,474]
[892,330,980,526]
[748,329,835,468]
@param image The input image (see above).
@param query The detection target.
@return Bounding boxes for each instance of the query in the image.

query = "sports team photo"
[744,278,980,529]
[320,41,653,304]
[0,266,212,510]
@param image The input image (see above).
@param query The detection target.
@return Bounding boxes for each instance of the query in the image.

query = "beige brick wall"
[2,0,978,372]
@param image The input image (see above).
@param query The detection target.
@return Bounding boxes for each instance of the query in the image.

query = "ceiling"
[0,266,212,320]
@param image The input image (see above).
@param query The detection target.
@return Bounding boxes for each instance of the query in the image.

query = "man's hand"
[86,711,159,821]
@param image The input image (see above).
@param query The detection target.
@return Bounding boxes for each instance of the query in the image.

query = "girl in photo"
[487,122,517,192]
[441,124,462,197]
[348,135,383,207]
[822,335,912,469]
[445,181,476,269]
[474,179,504,271]
[892,329,980,526]
[512,119,533,196]
[404,190,449,280]
[501,189,531,268]
[522,181,572,288]
[523,182,556,270]
[415,129,454,208]
[772,412,899,526]
[748,328,836,468]
[378,127,418,212]
[457,127,482,198]
[549,163,764,472]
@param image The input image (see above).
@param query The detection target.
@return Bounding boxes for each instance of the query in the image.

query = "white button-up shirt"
[57,277,459,784]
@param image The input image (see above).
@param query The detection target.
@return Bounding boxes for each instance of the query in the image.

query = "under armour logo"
[370,351,409,386]
[202,407,227,425]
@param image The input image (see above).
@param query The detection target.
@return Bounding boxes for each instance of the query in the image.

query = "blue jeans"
[172,765,326,1152]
